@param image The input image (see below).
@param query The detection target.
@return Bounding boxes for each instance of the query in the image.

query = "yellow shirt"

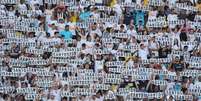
[196,4,201,11]
[16,32,22,37]
[110,0,117,7]
[111,85,117,92]
[124,56,136,67]
[70,16,78,23]
[144,0,148,6]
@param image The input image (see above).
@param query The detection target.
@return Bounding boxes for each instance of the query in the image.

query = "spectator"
[59,25,73,40]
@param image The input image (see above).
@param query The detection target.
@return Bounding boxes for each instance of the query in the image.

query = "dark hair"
[65,25,69,28]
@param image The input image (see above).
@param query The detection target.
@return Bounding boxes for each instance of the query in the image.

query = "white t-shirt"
[52,37,62,44]
[47,20,57,26]
[47,28,57,37]
[18,4,27,11]
[91,12,100,18]
[47,99,58,101]
[8,11,15,17]
[136,0,142,5]
[194,81,201,87]
[95,0,102,3]
[148,11,158,19]
[166,82,175,91]
[127,29,137,36]
[138,48,149,59]
[57,23,65,31]
[90,29,102,37]
[188,34,195,41]
[51,89,61,101]
[113,4,122,17]
[125,0,132,3]
[82,48,93,54]
[85,41,94,48]
[127,60,134,66]
[172,45,180,50]
[149,41,158,50]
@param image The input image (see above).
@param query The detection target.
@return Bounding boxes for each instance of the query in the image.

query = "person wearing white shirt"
[51,32,62,45]
[113,3,122,17]
[188,29,196,41]
[168,0,178,8]
[136,0,142,5]
[148,36,159,57]
[170,26,183,42]
[47,94,59,101]
[194,76,201,87]
[57,19,65,31]
[29,0,40,10]
[7,7,15,17]
[138,44,149,60]
[125,0,132,3]
[18,2,27,11]
[47,16,58,27]
[148,9,158,20]
[47,23,58,37]
[118,43,125,50]
[91,7,100,18]
[172,38,181,51]
[90,24,102,37]
[127,25,137,36]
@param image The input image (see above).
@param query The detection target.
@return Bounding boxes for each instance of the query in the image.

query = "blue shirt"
[59,30,72,39]
[79,11,91,21]
[135,11,145,26]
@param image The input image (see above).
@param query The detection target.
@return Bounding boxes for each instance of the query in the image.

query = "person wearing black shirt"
[169,56,186,72]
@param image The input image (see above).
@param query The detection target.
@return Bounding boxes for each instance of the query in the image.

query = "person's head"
[184,46,188,51]
[92,23,97,30]
[65,25,69,31]
[71,97,77,101]
[54,32,59,37]
[130,25,134,30]
[96,90,102,98]
[175,56,180,62]
[172,28,177,33]
[120,25,124,30]
[51,23,57,29]
[9,6,14,11]
[188,76,193,82]
[198,76,201,82]
[49,93,55,100]
[87,34,91,41]
[29,32,35,38]
[128,76,132,81]
[58,18,64,23]
[80,95,86,100]
[169,95,173,100]
[61,97,68,101]
[189,28,194,34]
[140,44,145,49]
[80,28,85,35]
[150,36,155,41]
[11,42,17,48]
[130,19,134,25]
[81,43,86,49]
[84,63,91,69]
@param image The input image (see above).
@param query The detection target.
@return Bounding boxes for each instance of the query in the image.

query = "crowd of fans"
[1,0,201,101]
